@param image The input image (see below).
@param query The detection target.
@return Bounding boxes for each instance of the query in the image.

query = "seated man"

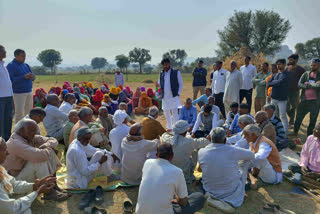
[179,98,197,132]
[25,107,46,135]
[243,124,282,189]
[66,127,119,189]
[121,123,160,185]
[119,102,136,125]
[69,107,106,147]
[288,122,320,179]
[43,94,68,141]
[3,119,68,201]
[96,106,115,139]
[255,111,277,144]
[226,114,254,148]
[161,120,209,184]
[228,103,253,136]
[141,106,166,140]
[201,96,220,119]
[59,93,76,114]
[192,87,212,108]
[225,102,239,129]
[134,92,152,115]
[109,110,130,168]
[136,143,205,214]
[63,110,79,147]
[198,127,254,209]
[0,137,58,213]
[263,104,287,150]
[191,104,218,138]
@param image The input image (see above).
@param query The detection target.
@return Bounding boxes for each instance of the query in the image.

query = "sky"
[1,0,320,66]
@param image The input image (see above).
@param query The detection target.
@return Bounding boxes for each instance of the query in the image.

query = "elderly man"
[201,96,220,118]
[179,98,197,132]
[121,123,160,185]
[224,60,243,114]
[96,106,115,139]
[141,106,166,140]
[136,143,205,214]
[255,111,277,144]
[226,115,254,148]
[198,128,255,209]
[3,119,68,201]
[63,110,79,147]
[191,104,218,138]
[161,120,209,184]
[263,104,287,149]
[109,110,130,167]
[119,102,136,125]
[25,107,46,135]
[69,107,105,147]
[243,124,282,189]
[288,123,320,179]
[43,94,68,141]
[59,93,76,114]
[156,58,183,131]
[66,127,119,189]
[0,137,58,213]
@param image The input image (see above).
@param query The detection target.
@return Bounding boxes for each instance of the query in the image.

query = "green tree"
[216,10,291,59]
[37,49,62,72]
[128,47,151,73]
[162,49,188,67]
[295,38,320,60]
[115,55,130,71]
[91,57,107,72]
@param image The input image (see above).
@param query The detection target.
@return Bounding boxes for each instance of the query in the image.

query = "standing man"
[211,61,227,118]
[240,56,257,113]
[290,59,320,136]
[252,62,270,112]
[192,60,207,101]
[287,54,305,126]
[114,69,125,87]
[223,60,243,114]
[0,45,13,141]
[268,59,290,133]
[157,58,183,131]
[7,49,35,123]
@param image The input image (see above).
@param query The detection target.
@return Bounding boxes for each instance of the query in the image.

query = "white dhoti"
[253,159,278,184]
[87,151,113,181]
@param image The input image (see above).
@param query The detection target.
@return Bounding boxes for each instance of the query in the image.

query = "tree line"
[35,9,320,75]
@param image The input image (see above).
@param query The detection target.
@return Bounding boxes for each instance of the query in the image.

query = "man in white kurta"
[66,127,115,189]
[161,120,209,184]
[121,123,160,185]
[223,61,243,114]
[157,58,183,131]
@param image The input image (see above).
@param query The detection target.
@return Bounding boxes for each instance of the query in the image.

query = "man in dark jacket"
[268,59,290,134]
[192,60,207,100]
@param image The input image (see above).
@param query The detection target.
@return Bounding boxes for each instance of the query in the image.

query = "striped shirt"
[270,114,286,142]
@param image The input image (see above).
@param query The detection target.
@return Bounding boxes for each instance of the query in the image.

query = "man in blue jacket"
[267,59,290,133]
[7,49,35,123]
[179,98,197,132]
[192,60,207,101]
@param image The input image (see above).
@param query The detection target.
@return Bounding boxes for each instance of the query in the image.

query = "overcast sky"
[1,0,319,66]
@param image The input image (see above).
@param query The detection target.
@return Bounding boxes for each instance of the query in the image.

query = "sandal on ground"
[123,197,133,214]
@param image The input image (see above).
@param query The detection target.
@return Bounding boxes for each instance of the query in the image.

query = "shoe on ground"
[95,186,104,205]
[79,190,96,210]
[84,206,107,214]
[123,197,133,214]
[42,189,69,202]
[206,193,235,213]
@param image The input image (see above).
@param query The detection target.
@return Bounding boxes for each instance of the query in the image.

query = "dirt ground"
[29,79,320,214]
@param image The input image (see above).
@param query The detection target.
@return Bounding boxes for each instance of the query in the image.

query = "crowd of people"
[0,44,319,214]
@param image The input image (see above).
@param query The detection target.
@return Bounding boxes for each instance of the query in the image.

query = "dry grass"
[29,75,320,214]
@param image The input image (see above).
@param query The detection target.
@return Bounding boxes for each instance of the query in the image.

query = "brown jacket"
[261,122,277,144]
[252,136,282,173]
[141,116,166,140]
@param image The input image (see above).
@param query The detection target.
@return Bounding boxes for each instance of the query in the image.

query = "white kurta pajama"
[0,166,38,214]
[158,69,183,130]
[66,139,113,189]
[223,69,243,113]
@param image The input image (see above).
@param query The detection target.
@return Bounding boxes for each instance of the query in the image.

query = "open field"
[30,73,320,214]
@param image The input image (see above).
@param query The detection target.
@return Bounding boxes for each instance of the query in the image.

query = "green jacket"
[252,71,270,98]
[298,71,320,102]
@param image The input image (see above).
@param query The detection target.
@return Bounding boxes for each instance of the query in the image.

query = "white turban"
[172,120,189,146]
[113,110,127,126]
